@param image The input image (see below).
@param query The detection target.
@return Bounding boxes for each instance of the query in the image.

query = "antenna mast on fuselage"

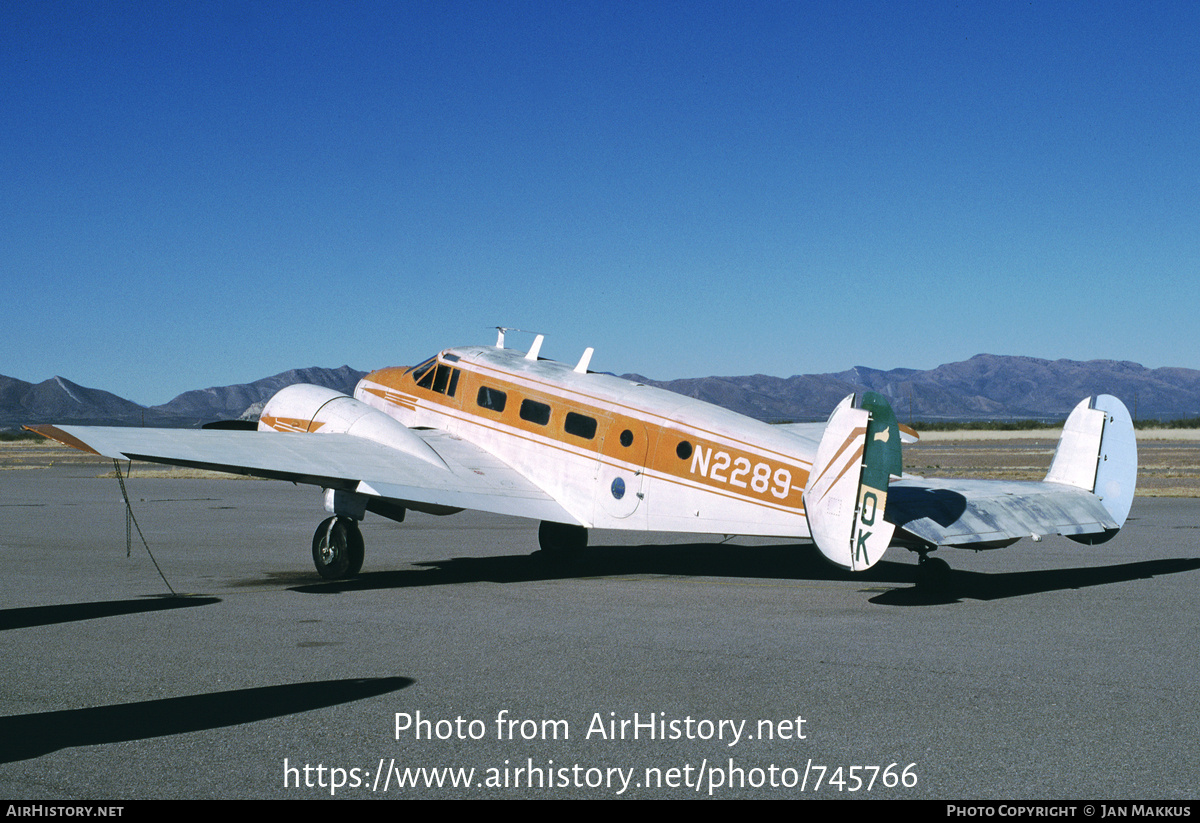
[494,326,542,351]
[493,326,593,371]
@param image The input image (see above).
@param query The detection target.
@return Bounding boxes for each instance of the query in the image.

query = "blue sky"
[5,1,1198,405]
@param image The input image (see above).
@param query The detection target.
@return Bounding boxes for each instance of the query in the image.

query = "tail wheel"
[312,516,365,579]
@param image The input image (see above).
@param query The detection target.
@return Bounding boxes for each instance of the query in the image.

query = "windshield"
[408,357,436,383]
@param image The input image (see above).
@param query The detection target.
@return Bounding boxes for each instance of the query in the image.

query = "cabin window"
[564,412,597,440]
[619,429,633,447]
[520,399,551,426]
[477,386,507,412]
[676,440,693,460]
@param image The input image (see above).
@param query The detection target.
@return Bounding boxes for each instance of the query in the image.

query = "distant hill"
[4,355,1198,430]
[2,366,366,429]
[625,354,1200,423]
[149,366,367,422]
[824,355,1200,421]
[0,374,175,428]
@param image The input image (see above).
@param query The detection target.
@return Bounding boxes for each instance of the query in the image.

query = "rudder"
[803,392,900,571]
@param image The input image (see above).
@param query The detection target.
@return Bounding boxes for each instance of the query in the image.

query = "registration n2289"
[689,446,793,499]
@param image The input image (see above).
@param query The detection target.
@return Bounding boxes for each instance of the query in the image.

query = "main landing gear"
[312,516,365,580]
[308,516,589,579]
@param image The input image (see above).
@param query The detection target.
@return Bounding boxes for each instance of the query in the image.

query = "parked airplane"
[28,330,1137,588]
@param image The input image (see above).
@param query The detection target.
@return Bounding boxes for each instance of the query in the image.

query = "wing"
[803,394,1137,570]
[25,423,577,524]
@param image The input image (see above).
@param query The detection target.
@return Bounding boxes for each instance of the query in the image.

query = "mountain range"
[3,355,1199,431]
[1,366,366,429]
[631,354,1200,423]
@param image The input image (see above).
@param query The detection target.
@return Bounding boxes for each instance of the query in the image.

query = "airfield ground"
[1,438,1198,798]
[905,430,1200,497]
[5,431,1198,495]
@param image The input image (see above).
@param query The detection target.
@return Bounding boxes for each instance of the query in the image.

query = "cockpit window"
[412,356,459,397]
[410,357,436,384]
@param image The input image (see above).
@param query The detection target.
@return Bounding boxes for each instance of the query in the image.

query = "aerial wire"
[113,459,178,596]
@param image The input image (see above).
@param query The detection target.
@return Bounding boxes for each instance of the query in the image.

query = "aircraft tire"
[345,519,365,576]
[538,521,587,555]
[312,516,364,579]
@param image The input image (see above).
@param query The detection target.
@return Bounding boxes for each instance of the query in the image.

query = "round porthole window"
[620,429,633,447]
[611,477,626,500]
[676,441,693,460]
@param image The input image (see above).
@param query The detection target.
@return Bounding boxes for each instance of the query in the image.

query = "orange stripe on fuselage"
[363,354,811,514]
[359,385,416,411]
[464,359,812,467]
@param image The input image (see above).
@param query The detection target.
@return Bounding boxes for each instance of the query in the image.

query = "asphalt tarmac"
[2,462,1198,799]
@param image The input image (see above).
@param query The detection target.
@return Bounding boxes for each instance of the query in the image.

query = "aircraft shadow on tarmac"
[0,677,413,763]
[869,557,1200,606]
[0,596,221,631]
[288,543,1200,605]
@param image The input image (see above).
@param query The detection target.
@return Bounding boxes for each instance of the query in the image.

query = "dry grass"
[0,439,101,470]
[6,431,1198,496]
[0,441,256,479]
[905,438,1200,496]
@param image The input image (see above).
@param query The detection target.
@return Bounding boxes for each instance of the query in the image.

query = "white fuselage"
[354,346,819,537]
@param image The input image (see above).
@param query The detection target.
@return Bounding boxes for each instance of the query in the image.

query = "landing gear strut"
[312,516,365,579]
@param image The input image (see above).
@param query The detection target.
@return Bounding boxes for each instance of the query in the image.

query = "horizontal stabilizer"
[887,477,1119,548]
[887,395,1137,549]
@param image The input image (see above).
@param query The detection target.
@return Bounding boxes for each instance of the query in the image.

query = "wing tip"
[21,424,101,456]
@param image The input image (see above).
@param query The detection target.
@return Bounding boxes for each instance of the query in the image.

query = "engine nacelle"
[259,384,446,469]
